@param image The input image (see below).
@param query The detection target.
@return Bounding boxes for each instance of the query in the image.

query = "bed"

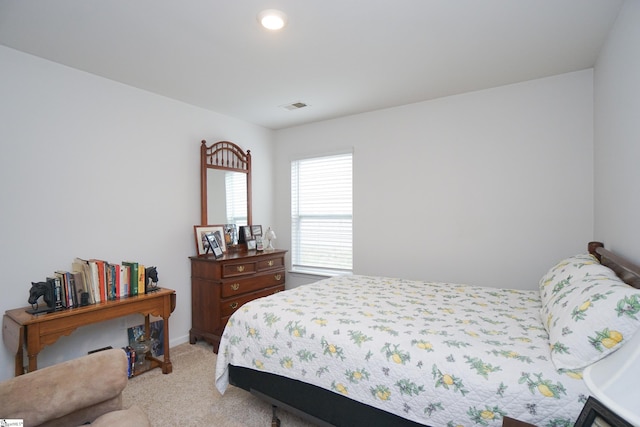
[215,243,640,426]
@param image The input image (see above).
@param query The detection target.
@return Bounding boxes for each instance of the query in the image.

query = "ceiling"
[0,0,624,130]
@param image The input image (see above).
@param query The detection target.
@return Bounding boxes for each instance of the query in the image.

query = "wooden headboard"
[588,241,640,289]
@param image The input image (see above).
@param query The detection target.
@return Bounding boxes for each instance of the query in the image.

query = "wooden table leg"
[3,315,24,375]
[161,315,172,373]
[15,343,24,376]
[25,322,41,373]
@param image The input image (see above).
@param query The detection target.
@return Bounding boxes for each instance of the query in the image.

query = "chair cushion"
[89,405,151,427]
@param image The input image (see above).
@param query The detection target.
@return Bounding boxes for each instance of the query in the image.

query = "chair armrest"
[0,349,128,426]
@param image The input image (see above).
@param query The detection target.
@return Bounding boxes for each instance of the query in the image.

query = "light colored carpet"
[122,341,317,427]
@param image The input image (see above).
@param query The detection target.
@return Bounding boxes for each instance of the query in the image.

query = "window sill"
[289,268,352,279]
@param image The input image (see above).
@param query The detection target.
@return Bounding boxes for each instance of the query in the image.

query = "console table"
[2,287,176,376]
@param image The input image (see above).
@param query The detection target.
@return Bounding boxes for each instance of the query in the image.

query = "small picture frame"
[206,233,224,258]
[224,224,237,246]
[239,225,252,243]
[255,236,264,251]
[246,239,257,250]
[194,225,226,256]
[251,225,263,237]
[574,397,632,427]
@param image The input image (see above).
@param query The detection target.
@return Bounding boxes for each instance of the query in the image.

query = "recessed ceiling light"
[257,9,287,31]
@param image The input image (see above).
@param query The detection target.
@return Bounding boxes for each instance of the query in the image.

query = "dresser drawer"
[221,271,285,298]
[257,256,285,271]
[222,261,257,278]
[220,285,284,317]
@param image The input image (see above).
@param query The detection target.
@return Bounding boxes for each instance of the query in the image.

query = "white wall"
[7,11,635,380]
[594,0,640,263]
[0,46,275,381]
[275,70,595,290]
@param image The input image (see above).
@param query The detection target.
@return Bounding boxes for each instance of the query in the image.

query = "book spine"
[66,271,78,308]
[95,260,107,302]
[122,347,135,378]
[55,271,69,308]
[113,264,120,299]
[88,260,100,303]
[106,263,115,301]
[138,264,145,295]
[120,265,130,298]
[122,262,138,296]
[47,277,63,310]
[131,264,138,296]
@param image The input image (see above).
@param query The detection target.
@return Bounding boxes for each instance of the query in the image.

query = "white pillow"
[544,273,640,370]
[538,253,613,309]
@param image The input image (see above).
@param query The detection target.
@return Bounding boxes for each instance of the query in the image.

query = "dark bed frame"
[228,242,640,427]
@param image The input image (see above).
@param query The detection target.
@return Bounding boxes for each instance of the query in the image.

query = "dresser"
[189,249,287,352]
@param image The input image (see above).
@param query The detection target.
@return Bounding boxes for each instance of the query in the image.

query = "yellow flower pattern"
[216,275,593,427]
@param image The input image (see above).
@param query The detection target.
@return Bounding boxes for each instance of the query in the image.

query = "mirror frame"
[200,140,252,226]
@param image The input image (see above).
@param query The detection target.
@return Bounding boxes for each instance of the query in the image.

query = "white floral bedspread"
[215,275,590,426]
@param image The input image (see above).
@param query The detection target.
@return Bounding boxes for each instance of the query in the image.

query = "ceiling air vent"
[280,101,309,111]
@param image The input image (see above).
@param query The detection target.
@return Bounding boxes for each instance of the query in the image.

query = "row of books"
[46,257,148,310]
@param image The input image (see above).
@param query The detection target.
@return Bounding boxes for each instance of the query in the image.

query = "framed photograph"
[239,225,252,243]
[575,397,633,427]
[206,233,223,258]
[194,225,226,256]
[246,239,257,250]
[251,225,263,237]
[224,224,238,246]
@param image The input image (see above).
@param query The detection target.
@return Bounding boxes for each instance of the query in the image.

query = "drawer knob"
[236,266,245,272]
[274,274,282,281]
[230,302,238,309]
[268,260,274,267]
[231,283,240,291]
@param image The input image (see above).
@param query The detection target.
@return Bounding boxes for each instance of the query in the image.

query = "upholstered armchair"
[0,348,150,427]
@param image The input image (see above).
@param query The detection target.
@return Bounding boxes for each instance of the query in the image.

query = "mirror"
[206,169,247,224]
[200,140,252,229]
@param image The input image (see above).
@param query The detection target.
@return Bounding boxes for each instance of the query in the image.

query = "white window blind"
[291,152,352,274]
[225,172,247,226]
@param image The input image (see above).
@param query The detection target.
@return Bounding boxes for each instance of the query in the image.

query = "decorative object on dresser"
[224,223,238,247]
[194,224,226,255]
[251,225,263,237]
[189,249,287,353]
[206,232,224,258]
[264,227,277,250]
[239,225,252,244]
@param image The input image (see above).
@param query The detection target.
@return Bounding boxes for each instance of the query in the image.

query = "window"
[291,152,352,274]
